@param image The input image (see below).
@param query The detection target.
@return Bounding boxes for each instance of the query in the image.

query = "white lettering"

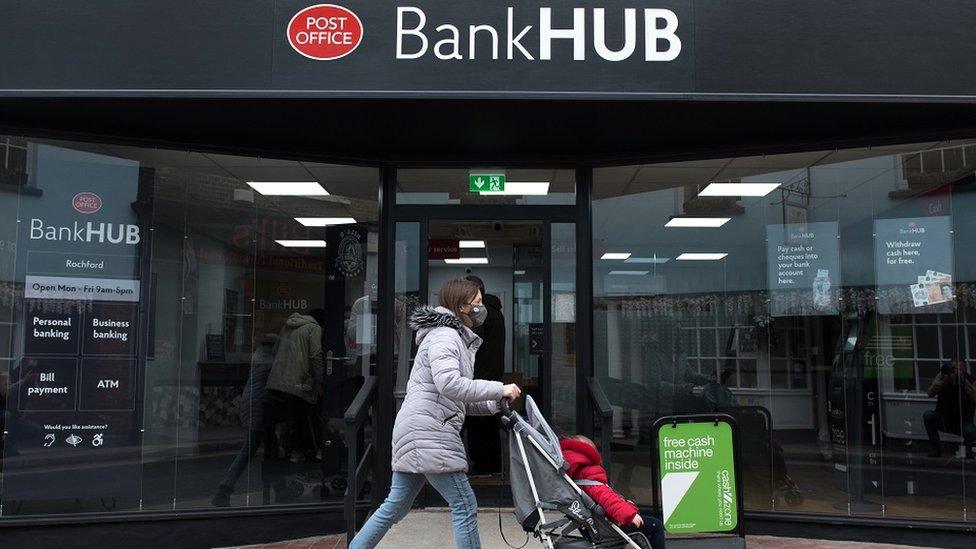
[507,7,533,60]
[594,8,636,62]
[396,7,428,59]
[539,8,586,61]
[25,219,140,245]
[469,24,499,60]
[87,222,105,243]
[30,218,43,239]
[644,9,681,61]
[434,24,463,60]
[394,7,681,63]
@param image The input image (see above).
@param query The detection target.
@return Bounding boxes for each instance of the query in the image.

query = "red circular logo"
[72,192,102,214]
[278,284,291,297]
[287,4,363,60]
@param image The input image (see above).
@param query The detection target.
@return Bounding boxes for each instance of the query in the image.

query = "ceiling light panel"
[246,181,330,196]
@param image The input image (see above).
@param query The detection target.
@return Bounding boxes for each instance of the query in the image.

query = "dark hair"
[464,274,486,295]
[308,308,326,326]
[439,278,480,325]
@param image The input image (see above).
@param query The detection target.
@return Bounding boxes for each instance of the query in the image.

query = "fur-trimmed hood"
[409,305,462,331]
[409,305,480,348]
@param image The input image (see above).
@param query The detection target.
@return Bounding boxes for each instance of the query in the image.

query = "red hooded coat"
[559,438,639,525]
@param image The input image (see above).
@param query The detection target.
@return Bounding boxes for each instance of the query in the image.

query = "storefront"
[2,1,976,546]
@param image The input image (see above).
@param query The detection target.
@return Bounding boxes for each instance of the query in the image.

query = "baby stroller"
[499,396,651,549]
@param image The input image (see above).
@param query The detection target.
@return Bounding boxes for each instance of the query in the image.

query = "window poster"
[766,222,841,317]
[873,216,953,314]
[4,144,147,501]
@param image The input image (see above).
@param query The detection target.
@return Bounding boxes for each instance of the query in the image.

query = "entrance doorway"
[426,220,544,498]
[380,167,586,508]
[390,214,580,504]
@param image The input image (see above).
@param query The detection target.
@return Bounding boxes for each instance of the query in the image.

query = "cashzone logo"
[287,5,682,62]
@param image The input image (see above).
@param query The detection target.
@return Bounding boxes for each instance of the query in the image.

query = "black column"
[576,167,594,437]
[376,166,396,502]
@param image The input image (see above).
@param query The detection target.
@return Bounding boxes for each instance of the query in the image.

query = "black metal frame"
[378,172,596,505]
[344,376,379,541]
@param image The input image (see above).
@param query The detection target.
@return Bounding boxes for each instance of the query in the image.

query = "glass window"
[0,135,379,517]
[550,223,577,433]
[594,138,976,524]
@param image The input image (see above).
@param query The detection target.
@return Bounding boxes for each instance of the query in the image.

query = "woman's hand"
[630,514,643,528]
[502,383,522,401]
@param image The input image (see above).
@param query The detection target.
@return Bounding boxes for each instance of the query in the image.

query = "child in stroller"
[501,396,662,549]
[560,435,666,549]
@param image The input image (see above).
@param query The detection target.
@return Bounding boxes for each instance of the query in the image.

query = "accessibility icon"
[92,433,104,447]
[66,434,83,447]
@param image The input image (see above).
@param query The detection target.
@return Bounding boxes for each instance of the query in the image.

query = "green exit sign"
[469,173,505,192]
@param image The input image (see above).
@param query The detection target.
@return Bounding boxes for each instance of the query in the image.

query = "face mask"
[466,304,488,327]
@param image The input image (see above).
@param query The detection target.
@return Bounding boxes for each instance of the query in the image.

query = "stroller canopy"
[518,395,565,468]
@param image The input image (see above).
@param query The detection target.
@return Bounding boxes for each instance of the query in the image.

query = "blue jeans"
[349,471,481,549]
[219,429,264,490]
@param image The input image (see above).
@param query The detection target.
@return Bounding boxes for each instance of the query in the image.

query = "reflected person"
[923,358,976,459]
[262,309,326,498]
[212,333,277,506]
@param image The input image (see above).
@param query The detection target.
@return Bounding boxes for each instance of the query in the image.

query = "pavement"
[224,509,935,549]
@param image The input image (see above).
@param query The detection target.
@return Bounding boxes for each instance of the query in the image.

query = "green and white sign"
[469,173,505,192]
[658,421,738,534]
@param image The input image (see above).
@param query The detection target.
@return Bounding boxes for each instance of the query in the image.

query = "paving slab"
[224,509,934,549]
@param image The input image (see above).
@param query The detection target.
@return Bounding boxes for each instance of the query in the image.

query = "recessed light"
[460,240,486,248]
[514,270,526,275]
[665,217,731,228]
[275,240,327,248]
[699,183,779,197]
[480,182,550,196]
[601,252,632,260]
[625,257,670,264]
[676,253,728,261]
[294,217,356,226]
[444,258,489,264]
[609,270,650,276]
[247,181,329,196]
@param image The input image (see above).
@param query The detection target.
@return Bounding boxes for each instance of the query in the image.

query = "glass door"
[386,166,582,506]
[392,217,579,505]
[427,220,545,503]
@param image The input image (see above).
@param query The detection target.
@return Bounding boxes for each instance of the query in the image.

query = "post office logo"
[72,192,102,214]
[287,4,364,60]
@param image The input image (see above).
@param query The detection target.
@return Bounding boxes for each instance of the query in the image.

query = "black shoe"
[211,486,232,507]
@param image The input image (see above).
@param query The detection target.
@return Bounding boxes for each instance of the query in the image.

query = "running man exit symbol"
[469,174,505,193]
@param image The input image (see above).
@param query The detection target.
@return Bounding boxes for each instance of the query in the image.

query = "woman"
[349,278,522,549]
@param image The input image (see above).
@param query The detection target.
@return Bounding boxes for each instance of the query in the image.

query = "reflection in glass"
[594,139,976,524]
[0,135,378,517]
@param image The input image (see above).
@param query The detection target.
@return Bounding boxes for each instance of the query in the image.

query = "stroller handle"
[499,397,512,415]
[498,398,517,430]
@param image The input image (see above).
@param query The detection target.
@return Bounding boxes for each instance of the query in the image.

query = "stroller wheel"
[784,490,804,506]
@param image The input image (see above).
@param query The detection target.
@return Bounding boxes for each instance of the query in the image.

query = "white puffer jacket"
[391,306,505,474]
